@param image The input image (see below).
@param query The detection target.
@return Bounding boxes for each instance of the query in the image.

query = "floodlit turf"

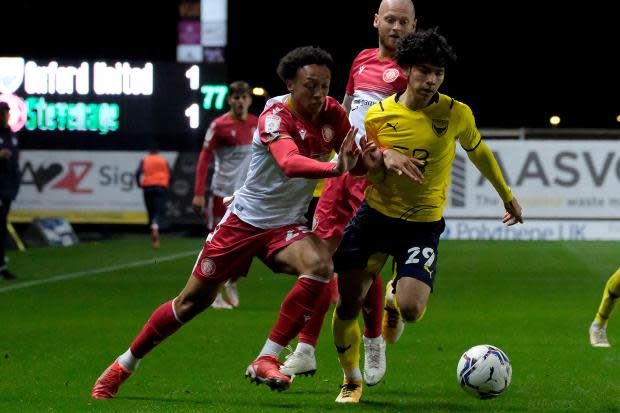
[1,235,619,412]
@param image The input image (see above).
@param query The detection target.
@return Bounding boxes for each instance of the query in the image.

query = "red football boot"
[91,360,132,399]
[245,355,291,391]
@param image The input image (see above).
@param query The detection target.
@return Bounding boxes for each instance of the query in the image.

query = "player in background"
[280,0,418,387]
[91,46,368,399]
[331,28,523,403]
[192,80,258,309]
[589,267,620,347]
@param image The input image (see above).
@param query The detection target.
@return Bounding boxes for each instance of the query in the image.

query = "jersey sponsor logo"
[265,114,282,133]
[200,258,216,276]
[432,119,449,137]
[350,98,375,112]
[322,125,334,142]
[382,68,400,83]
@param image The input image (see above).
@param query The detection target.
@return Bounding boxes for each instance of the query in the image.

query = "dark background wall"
[3,0,618,128]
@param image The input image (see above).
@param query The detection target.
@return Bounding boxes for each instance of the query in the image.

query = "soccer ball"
[456,344,512,399]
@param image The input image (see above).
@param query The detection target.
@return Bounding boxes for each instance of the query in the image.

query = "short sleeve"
[258,106,294,144]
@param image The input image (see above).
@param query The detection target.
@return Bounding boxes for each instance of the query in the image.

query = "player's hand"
[383,149,424,184]
[223,194,235,208]
[334,126,359,175]
[502,197,523,226]
[191,195,205,216]
[359,135,383,172]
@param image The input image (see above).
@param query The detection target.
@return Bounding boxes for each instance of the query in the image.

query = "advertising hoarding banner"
[10,151,178,224]
[442,219,620,241]
[445,140,620,219]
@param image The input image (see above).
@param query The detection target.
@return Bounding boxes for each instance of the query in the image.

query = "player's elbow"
[280,161,299,178]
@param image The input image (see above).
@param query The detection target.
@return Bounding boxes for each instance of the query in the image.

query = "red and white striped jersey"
[346,48,408,137]
[234,95,350,228]
[202,112,258,196]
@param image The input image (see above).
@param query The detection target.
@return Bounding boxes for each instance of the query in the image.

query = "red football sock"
[130,300,183,358]
[298,277,336,346]
[268,276,329,346]
[362,274,383,338]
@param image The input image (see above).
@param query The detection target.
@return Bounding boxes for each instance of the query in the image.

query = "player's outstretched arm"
[268,127,358,179]
[466,140,523,225]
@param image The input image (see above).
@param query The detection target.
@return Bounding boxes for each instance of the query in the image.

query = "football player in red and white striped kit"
[192,80,258,309]
[280,0,418,390]
[92,46,374,398]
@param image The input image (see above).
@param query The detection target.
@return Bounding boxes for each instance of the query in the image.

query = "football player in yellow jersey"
[330,28,523,403]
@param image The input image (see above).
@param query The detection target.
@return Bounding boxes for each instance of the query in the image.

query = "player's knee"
[301,252,333,280]
[400,302,425,323]
[174,295,209,321]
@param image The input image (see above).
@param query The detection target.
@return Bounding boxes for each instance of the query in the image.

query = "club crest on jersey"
[265,114,281,133]
[200,258,216,276]
[298,128,307,140]
[322,125,334,142]
[382,68,400,83]
[432,119,449,137]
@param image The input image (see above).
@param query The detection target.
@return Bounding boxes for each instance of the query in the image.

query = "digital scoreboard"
[0,57,228,151]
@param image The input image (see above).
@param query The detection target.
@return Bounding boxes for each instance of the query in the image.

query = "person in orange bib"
[136,146,171,249]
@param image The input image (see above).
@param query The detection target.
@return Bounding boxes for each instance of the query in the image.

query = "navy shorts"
[333,201,445,289]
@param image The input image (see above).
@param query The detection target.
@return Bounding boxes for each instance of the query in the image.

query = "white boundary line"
[0,251,196,294]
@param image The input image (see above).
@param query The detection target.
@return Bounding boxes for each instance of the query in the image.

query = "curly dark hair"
[394,27,457,69]
[276,46,334,82]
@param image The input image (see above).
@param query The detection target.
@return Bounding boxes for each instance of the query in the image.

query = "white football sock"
[118,348,140,372]
[295,342,315,356]
[258,339,284,358]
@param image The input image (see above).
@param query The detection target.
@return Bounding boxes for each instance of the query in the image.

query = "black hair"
[229,80,250,95]
[276,46,334,82]
[394,27,457,69]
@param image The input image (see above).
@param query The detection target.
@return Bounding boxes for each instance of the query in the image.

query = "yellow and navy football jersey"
[364,92,481,222]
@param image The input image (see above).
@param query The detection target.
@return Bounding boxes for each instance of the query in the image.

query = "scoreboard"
[0,57,228,151]
[1,57,232,224]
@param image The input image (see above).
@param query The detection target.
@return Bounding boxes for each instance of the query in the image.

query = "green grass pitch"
[1,235,618,412]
